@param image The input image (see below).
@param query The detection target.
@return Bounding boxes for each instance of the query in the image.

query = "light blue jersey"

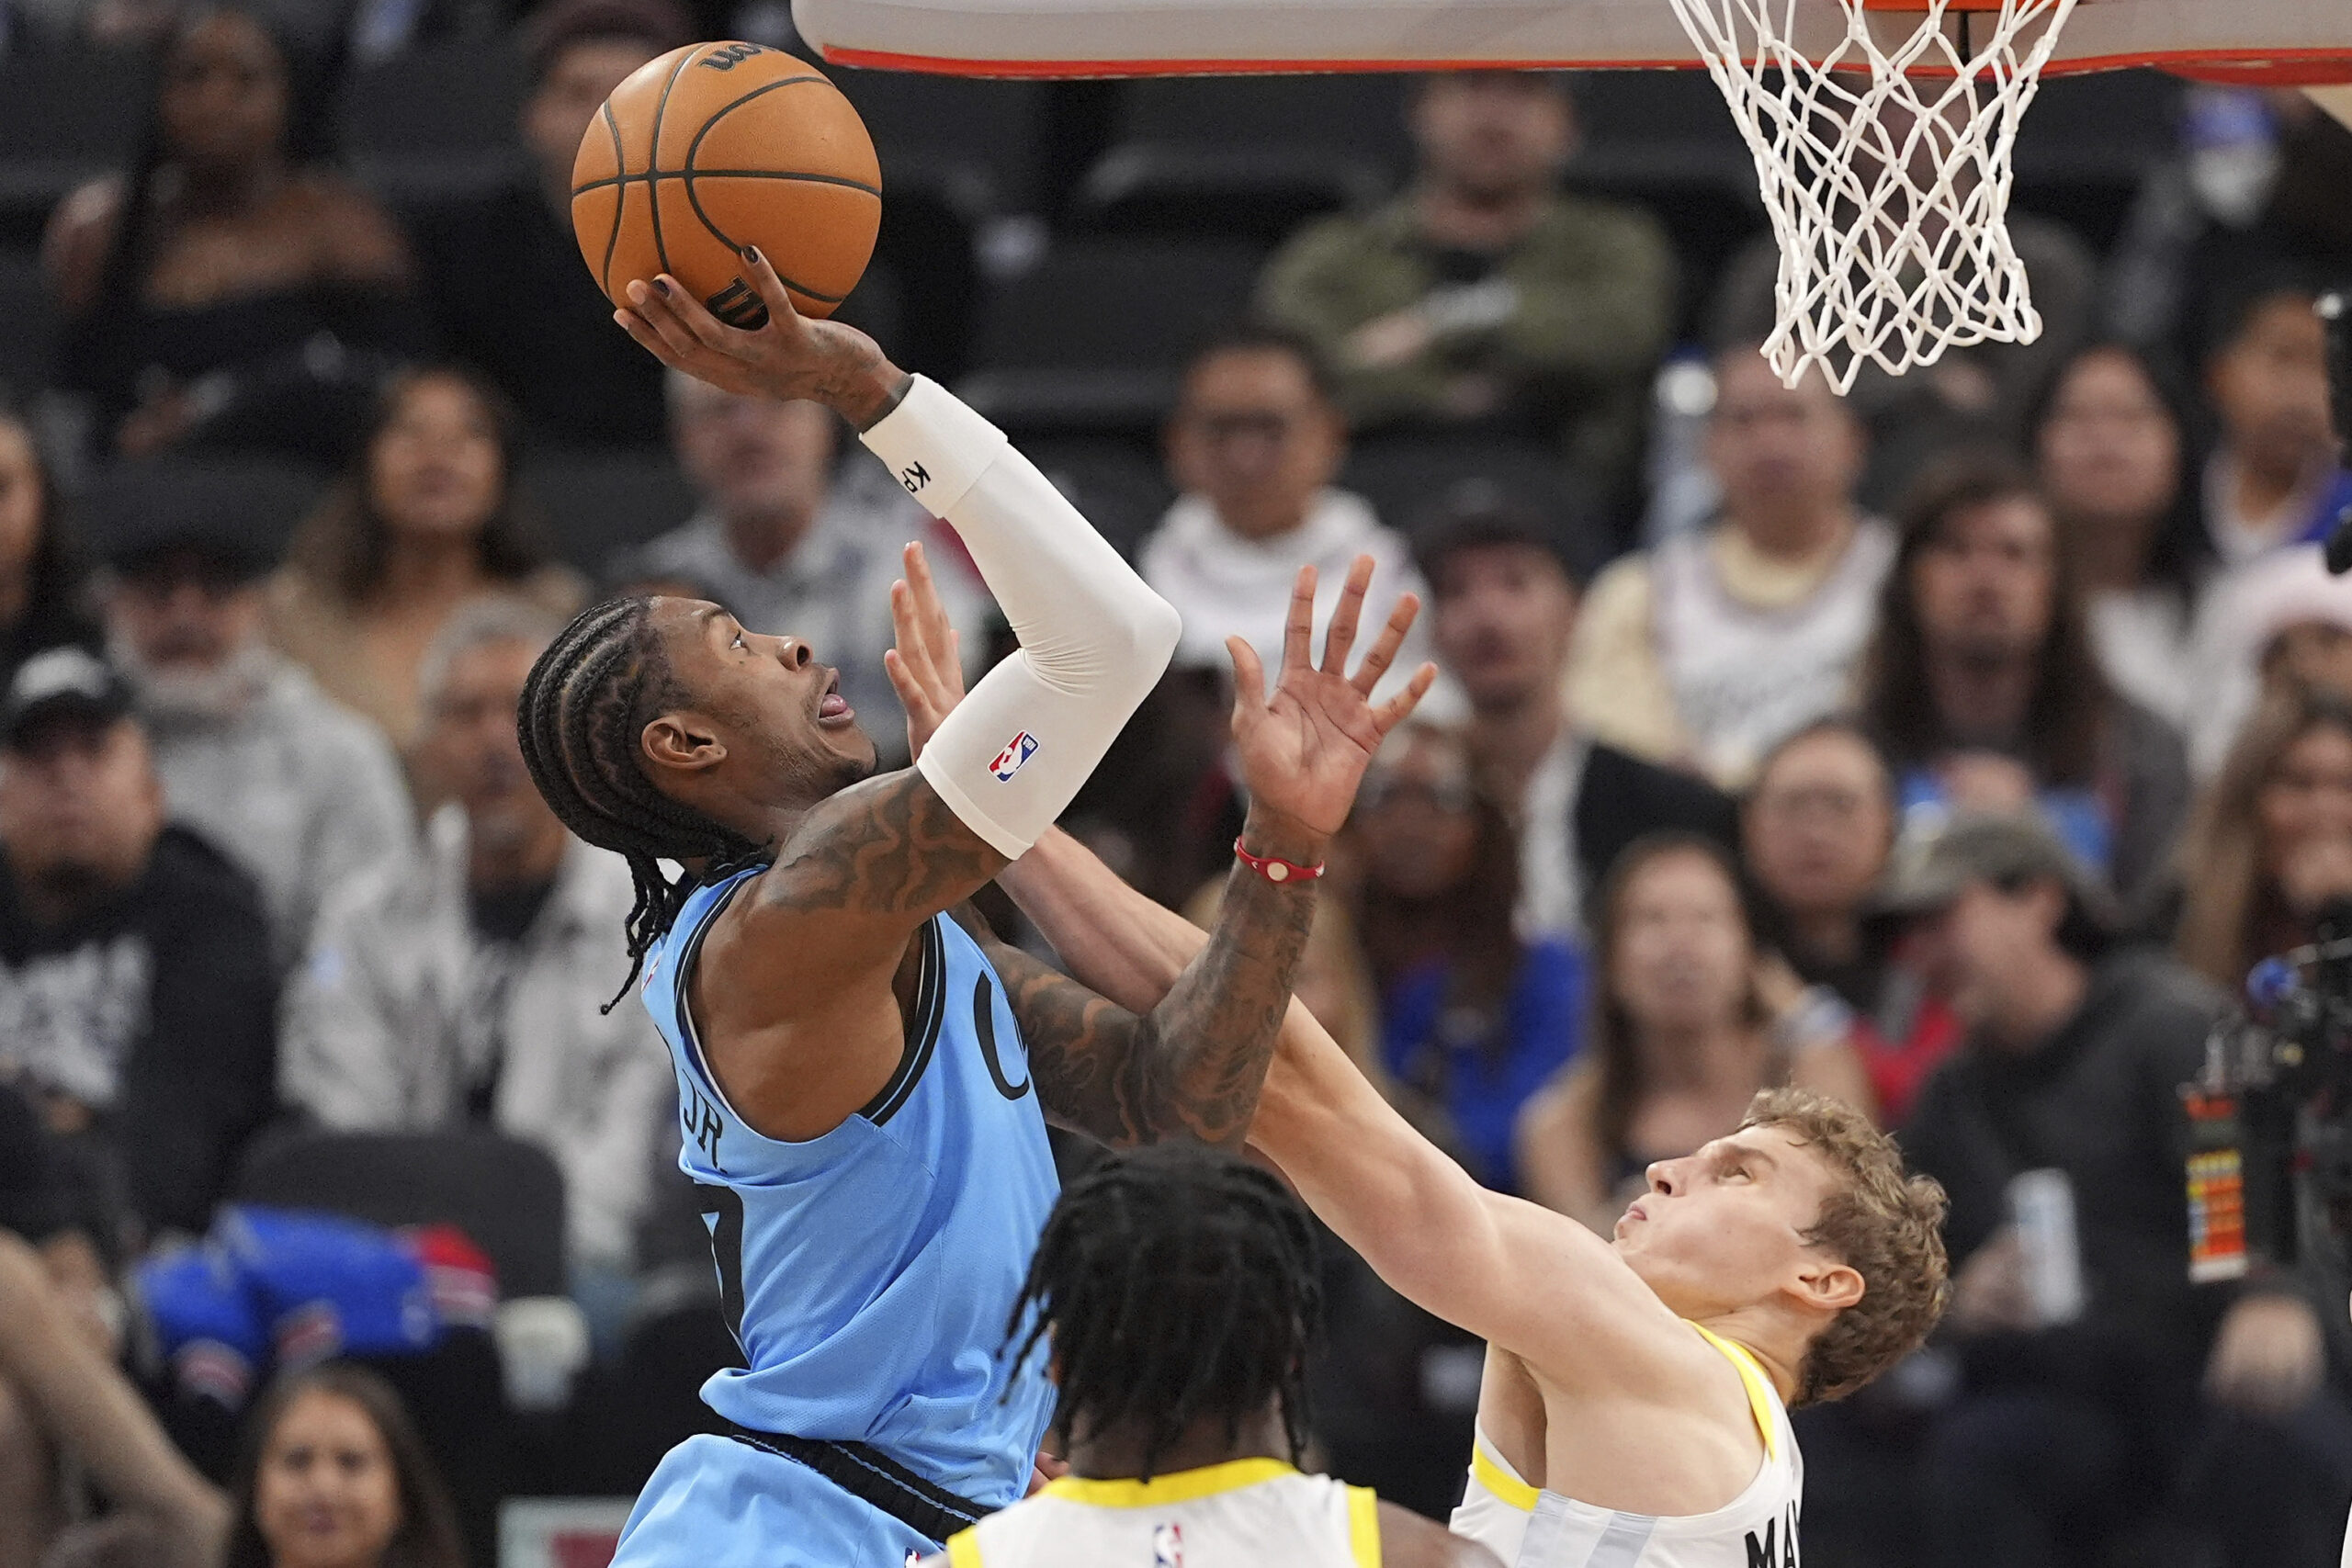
[615,865,1061,1567]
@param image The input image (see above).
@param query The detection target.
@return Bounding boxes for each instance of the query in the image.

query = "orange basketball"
[571,42,880,328]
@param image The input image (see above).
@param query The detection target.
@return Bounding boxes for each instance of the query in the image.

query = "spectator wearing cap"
[1256,73,1674,506]
[0,648,277,1244]
[279,601,679,1332]
[1858,451,2191,903]
[406,0,692,448]
[1139,327,1437,709]
[1419,488,1733,937]
[1890,810,2351,1568]
[92,462,413,966]
[1566,344,1894,788]
[1741,718,1961,1124]
[0,410,99,692]
[611,368,989,769]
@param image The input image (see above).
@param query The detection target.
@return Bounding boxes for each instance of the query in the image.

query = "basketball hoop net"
[1663,0,2079,391]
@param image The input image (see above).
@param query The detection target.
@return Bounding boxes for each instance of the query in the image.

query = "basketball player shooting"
[519,254,1434,1568]
[887,559,1948,1567]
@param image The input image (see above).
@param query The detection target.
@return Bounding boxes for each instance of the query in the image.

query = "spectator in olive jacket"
[1256,72,1675,505]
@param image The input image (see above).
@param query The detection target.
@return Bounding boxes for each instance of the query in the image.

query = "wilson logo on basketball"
[989,732,1039,782]
[698,42,764,69]
[705,280,770,330]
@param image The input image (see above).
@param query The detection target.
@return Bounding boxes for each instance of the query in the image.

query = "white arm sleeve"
[861,376,1182,859]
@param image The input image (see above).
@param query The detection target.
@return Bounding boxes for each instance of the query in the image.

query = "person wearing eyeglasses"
[1140,327,1440,714]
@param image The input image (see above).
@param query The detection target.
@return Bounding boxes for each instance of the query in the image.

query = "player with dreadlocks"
[527,255,1436,1568]
[923,1145,1496,1568]
[879,558,1951,1568]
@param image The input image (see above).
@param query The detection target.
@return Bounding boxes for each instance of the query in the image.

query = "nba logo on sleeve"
[989,731,1039,782]
[1151,1523,1182,1567]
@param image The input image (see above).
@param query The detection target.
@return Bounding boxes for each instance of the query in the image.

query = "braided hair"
[516,597,767,1006]
[1004,1145,1321,1483]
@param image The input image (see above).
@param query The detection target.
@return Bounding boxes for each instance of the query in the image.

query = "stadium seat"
[517,447,700,578]
[0,252,58,404]
[0,48,141,249]
[1023,434,1175,560]
[340,36,531,206]
[828,68,1050,217]
[1564,71,1767,339]
[957,237,1269,436]
[236,1128,569,1299]
[2011,68,2186,253]
[1341,431,1612,570]
[1073,73,1413,243]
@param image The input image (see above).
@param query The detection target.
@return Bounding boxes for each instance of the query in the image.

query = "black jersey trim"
[724,1423,990,1546]
[859,915,947,1126]
[673,871,758,1117]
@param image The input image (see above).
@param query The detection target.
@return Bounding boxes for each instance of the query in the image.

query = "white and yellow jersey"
[943,1457,1381,1568]
[1450,1326,1804,1568]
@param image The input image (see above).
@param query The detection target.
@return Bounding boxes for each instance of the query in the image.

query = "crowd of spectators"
[0,5,2348,1567]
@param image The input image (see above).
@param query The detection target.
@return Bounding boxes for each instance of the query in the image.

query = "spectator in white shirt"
[1139,327,1437,709]
[1567,345,1893,786]
[280,600,677,1332]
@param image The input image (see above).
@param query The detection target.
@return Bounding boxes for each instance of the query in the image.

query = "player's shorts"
[614,1433,940,1568]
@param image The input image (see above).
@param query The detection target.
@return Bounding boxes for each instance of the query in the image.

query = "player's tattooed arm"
[957,828,1318,1147]
[754,767,1011,920]
[894,545,1435,1145]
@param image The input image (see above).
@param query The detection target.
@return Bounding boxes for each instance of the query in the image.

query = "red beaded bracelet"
[1234,836,1326,885]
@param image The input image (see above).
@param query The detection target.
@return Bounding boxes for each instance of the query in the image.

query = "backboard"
[792,0,2352,82]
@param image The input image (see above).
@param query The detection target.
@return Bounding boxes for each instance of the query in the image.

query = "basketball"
[571,42,880,330]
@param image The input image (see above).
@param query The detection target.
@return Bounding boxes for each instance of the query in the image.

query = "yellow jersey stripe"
[944,1527,984,1568]
[1690,1324,1777,1459]
[1043,1457,1299,1508]
[1471,1438,1541,1513]
[1347,1484,1382,1567]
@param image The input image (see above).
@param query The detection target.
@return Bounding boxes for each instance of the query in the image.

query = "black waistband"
[724,1422,994,1546]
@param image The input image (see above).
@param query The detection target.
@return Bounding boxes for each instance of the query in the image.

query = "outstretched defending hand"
[889,546,1435,855]
[1229,557,1436,846]
[885,541,965,764]
[614,248,910,430]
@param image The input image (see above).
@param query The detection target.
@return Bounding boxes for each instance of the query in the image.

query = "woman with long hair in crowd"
[267,366,582,751]
[2030,339,2208,731]
[1344,723,1579,1194]
[221,1364,464,1568]
[1515,831,1875,1235]
[0,407,97,682]
[41,6,423,465]
[2175,684,2352,989]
